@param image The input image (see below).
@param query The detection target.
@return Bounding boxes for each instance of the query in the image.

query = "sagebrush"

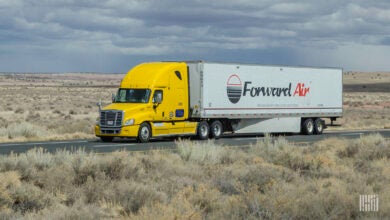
[0,134,388,219]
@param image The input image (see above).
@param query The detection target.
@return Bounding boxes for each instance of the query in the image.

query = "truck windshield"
[114,89,151,103]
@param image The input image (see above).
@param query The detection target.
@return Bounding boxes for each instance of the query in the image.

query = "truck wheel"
[314,118,324,135]
[138,122,151,143]
[100,137,113,142]
[302,118,314,135]
[210,121,223,139]
[197,121,210,140]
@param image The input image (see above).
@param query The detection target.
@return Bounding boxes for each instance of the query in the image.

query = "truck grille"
[100,110,123,134]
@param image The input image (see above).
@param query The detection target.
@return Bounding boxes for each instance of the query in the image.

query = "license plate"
[107,121,114,125]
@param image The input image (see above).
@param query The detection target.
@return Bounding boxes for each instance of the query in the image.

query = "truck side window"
[153,90,163,104]
[117,90,126,102]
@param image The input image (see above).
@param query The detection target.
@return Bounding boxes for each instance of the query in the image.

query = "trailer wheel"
[100,136,113,142]
[210,121,223,139]
[314,118,324,135]
[302,118,314,135]
[138,122,151,143]
[197,121,210,140]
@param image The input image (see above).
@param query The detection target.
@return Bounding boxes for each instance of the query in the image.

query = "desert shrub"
[355,134,389,160]
[212,170,239,195]
[55,120,92,134]
[26,111,41,122]
[237,164,285,193]
[0,134,388,219]
[72,154,100,185]
[25,202,104,220]
[83,175,111,204]
[2,122,47,139]
[112,181,167,215]
[99,151,129,180]
[249,135,291,161]
[250,136,326,176]
[132,187,201,220]
[6,148,54,184]
[52,109,61,114]
[11,183,53,214]
[14,108,24,114]
[337,134,390,175]
[177,140,227,165]
[0,171,21,212]
[257,178,358,220]
[35,165,74,194]
[186,184,223,217]
[338,144,359,158]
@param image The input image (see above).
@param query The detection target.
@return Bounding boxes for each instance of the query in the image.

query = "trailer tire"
[314,118,324,135]
[197,121,210,140]
[302,118,314,135]
[100,136,113,142]
[138,122,151,143]
[210,121,223,139]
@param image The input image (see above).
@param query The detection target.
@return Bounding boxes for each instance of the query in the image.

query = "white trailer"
[187,62,343,136]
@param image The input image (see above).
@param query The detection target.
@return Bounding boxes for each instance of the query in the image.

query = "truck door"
[151,89,171,135]
[152,89,166,121]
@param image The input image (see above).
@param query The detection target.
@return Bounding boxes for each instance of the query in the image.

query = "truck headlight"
[124,119,135,126]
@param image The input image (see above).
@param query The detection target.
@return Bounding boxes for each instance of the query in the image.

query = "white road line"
[325,129,390,134]
[341,133,364,136]
[233,137,259,141]
[0,140,88,147]
[93,143,136,148]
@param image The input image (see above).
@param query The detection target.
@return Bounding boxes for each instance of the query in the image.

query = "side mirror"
[96,99,102,111]
[111,93,116,103]
[154,95,162,104]
[153,91,163,107]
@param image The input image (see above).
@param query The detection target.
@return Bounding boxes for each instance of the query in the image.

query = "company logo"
[226,74,242,104]
[226,74,310,104]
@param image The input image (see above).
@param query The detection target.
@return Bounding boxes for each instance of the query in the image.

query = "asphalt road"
[0,129,389,155]
[344,83,390,93]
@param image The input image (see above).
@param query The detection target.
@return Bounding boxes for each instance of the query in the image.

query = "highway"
[0,129,389,155]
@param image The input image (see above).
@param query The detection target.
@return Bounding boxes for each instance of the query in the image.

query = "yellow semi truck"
[95,61,342,142]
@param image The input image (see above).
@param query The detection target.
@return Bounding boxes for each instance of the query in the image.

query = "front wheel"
[197,121,210,140]
[138,122,152,143]
[210,121,223,139]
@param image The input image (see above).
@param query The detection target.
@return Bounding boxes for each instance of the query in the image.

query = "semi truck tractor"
[95,61,342,142]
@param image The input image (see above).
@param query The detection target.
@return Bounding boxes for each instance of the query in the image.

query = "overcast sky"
[1,0,390,73]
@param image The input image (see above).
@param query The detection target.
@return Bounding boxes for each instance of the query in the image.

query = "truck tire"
[210,121,223,139]
[197,121,210,140]
[302,118,314,135]
[314,118,324,135]
[100,136,113,142]
[138,122,151,143]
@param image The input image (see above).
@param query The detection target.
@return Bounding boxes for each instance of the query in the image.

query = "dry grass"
[0,73,121,142]
[0,72,389,143]
[328,92,390,130]
[0,134,388,219]
[343,71,390,84]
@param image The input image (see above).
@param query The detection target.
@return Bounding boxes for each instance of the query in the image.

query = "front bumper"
[95,125,140,137]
